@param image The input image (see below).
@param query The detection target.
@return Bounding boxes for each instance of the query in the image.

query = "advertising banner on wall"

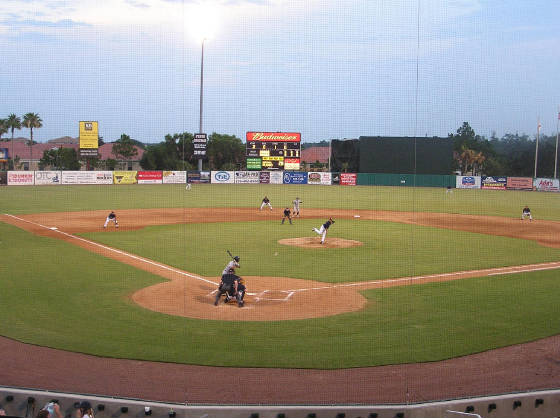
[259,171,270,184]
[534,178,560,192]
[162,171,187,184]
[35,171,62,185]
[506,177,533,190]
[235,171,260,184]
[283,172,308,184]
[137,171,163,184]
[211,171,235,184]
[7,171,34,185]
[113,171,138,184]
[0,148,8,162]
[456,176,481,189]
[307,172,332,185]
[187,171,210,183]
[481,176,507,190]
[61,171,113,185]
[340,173,357,186]
[269,171,284,184]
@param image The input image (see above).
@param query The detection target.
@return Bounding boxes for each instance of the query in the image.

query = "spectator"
[0,407,7,416]
[41,401,63,418]
[75,401,94,418]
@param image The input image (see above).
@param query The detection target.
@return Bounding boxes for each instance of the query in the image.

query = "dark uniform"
[281,207,292,224]
[214,273,246,307]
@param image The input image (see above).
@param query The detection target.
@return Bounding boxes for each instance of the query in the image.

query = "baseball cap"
[78,401,92,410]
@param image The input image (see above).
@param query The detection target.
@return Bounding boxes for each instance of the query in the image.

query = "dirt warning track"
[3,208,560,321]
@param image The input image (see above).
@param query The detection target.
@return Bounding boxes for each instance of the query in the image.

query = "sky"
[1,0,559,144]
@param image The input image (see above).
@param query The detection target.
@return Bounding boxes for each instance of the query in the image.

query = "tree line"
[451,122,559,178]
[2,114,558,177]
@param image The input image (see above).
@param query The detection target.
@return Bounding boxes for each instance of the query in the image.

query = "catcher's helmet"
[234,256,240,262]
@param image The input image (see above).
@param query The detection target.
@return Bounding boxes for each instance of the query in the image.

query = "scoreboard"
[246,132,301,170]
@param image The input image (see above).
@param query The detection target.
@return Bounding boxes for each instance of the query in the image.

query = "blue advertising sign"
[283,171,308,184]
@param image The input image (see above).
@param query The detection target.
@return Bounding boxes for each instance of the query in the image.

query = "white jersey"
[222,260,240,276]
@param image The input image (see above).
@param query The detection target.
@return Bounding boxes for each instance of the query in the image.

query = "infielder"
[103,211,119,228]
[521,206,533,221]
[292,197,302,216]
[312,217,335,244]
[260,196,273,211]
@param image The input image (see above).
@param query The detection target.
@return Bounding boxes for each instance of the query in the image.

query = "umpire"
[214,273,245,307]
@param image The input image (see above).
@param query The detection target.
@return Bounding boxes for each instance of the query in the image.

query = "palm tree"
[22,113,43,166]
[0,119,7,140]
[7,114,22,169]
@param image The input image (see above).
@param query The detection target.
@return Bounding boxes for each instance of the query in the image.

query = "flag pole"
[534,117,540,179]
[555,108,559,179]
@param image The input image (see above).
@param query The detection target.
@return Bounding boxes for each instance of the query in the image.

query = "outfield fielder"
[312,217,335,244]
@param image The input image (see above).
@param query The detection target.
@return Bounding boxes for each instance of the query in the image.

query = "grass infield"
[1,183,560,368]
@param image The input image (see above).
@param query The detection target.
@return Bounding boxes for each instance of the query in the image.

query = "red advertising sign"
[340,173,357,186]
[137,171,162,184]
[138,171,162,180]
[506,177,533,190]
[246,132,301,142]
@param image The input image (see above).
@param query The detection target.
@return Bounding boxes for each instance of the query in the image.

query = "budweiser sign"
[246,132,301,142]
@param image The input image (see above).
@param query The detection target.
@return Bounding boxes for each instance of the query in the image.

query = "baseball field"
[2,184,560,365]
[2,183,560,402]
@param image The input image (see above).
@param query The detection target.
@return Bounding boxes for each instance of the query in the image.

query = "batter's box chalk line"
[254,289,295,302]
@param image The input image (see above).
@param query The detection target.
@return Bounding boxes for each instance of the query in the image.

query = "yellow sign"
[79,121,99,149]
[113,171,138,184]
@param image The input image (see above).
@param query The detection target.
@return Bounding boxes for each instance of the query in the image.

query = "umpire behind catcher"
[214,273,246,307]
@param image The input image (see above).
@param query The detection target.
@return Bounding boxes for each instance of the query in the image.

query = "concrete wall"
[1,387,560,418]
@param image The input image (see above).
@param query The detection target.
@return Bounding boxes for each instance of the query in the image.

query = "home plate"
[49,227,58,230]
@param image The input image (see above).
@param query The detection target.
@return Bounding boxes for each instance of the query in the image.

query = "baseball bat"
[226,250,235,260]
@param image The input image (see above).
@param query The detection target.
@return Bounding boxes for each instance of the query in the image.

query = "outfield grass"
[2,220,560,368]
[83,219,560,282]
[2,183,560,220]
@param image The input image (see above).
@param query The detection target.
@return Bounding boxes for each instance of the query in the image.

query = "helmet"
[234,256,240,262]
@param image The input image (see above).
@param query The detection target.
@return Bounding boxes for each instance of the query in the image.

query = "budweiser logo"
[248,132,300,142]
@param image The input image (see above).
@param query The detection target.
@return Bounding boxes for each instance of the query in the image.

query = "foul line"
[4,214,218,287]
[285,264,560,294]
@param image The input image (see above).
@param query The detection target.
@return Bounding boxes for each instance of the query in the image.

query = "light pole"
[534,118,540,179]
[555,108,559,179]
[198,37,206,172]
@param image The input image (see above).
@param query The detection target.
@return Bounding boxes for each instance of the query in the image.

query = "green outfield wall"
[357,173,456,187]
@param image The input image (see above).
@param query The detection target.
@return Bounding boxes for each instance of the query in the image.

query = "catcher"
[214,272,246,307]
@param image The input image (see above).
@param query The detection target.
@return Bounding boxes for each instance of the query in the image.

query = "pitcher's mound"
[278,237,363,248]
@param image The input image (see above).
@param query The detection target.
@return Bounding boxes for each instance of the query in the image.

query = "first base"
[353,215,360,218]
